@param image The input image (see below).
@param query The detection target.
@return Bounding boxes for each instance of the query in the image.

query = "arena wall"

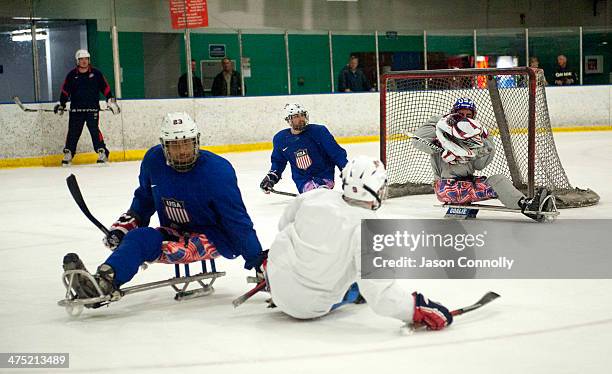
[0,86,610,167]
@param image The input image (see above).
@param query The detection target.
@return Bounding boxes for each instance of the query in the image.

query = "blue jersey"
[128,145,263,269]
[270,124,348,192]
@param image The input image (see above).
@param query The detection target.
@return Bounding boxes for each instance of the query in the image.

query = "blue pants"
[104,228,163,286]
[331,282,362,311]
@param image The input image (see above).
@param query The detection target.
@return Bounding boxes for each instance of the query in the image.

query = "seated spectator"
[211,58,243,96]
[553,54,577,86]
[178,59,205,97]
[338,56,375,92]
[529,56,548,85]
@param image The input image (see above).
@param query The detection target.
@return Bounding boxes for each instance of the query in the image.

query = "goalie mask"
[452,97,477,119]
[341,156,388,210]
[283,103,309,133]
[160,112,200,172]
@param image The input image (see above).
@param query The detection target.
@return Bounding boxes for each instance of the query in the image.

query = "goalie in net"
[380,67,599,209]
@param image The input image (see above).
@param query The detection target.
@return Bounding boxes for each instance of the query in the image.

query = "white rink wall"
[0,86,610,160]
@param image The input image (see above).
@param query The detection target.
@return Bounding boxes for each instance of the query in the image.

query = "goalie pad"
[434,177,498,204]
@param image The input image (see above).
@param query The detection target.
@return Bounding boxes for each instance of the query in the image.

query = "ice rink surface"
[1,131,611,373]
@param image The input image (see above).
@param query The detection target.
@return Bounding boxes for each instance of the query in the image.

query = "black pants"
[64,111,108,156]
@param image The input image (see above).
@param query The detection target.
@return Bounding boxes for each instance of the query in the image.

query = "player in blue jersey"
[54,49,120,166]
[260,103,348,194]
[62,112,265,301]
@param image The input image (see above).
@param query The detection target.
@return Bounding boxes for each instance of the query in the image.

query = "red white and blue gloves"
[436,114,488,165]
[412,292,453,330]
[103,212,139,250]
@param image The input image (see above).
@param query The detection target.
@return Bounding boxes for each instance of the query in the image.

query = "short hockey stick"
[232,280,267,308]
[66,174,110,236]
[270,188,297,197]
[451,291,500,316]
[403,130,444,153]
[13,96,55,112]
[405,291,500,332]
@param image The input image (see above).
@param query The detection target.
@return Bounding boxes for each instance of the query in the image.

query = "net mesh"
[382,68,598,208]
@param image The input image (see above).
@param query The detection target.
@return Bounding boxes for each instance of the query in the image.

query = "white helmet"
[283,103,309,132]
[160,112,200,172]
[75,49,90,63]
[341,156,388,210]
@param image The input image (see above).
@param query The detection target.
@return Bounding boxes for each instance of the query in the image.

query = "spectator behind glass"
[554,54,577,86]
[178,59,205,97]
[211,58,243,96]
[338,56,375,93]
[529,56,548,85]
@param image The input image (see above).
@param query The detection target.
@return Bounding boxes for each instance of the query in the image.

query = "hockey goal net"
[380,67,599,208]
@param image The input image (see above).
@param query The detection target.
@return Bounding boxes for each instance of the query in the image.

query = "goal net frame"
[379,67,599,208]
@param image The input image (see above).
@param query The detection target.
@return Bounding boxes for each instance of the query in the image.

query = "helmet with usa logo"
[451,97,477,119]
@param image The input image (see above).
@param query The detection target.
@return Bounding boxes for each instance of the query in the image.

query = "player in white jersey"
[264,156,453,330]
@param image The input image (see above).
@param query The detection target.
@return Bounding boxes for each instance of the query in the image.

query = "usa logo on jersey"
[294,149,312,170]
[162,198,190,224]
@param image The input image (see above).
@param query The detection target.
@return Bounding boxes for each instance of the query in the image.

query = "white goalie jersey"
[266,188,415,321]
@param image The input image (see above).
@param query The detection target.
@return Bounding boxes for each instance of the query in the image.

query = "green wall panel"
[241,34,288,96]
[93,31,144,99]
[288,34,331,94]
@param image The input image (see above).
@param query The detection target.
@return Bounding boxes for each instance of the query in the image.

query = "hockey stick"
[270,188,297,197]
[14,96,115,113]
[232,280,267,308]
[13,96,55,112]
[403,130,444,153]
[405,291,500,332]
[66,174,110,236]
[451,291,500,316]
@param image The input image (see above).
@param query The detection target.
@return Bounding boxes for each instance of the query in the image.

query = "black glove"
[260,171,279,193]
[53,103,66,115]
[245,249,269,273]
[102,212,139,250]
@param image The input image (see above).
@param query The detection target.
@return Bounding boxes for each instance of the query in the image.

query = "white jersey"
[267,188,415,320]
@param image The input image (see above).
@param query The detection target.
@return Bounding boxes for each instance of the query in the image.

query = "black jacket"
[211,71,243,96]
[59,66,113,110]
[178,73,205,97]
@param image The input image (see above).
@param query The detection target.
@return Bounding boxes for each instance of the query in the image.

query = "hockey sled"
[58,259,225,317]
[437,203,559,222]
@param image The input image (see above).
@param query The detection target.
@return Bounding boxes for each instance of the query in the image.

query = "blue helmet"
[452,97,477,118]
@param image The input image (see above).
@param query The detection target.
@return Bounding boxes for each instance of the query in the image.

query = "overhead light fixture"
[11,29,48,42]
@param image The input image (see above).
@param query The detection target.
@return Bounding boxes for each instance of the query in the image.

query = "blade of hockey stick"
[13,96,37,112]
[66,174,110,236]
[13,96,56,112]
[451,291,500,316]
[232,280,267,308]
[270,188,297,197]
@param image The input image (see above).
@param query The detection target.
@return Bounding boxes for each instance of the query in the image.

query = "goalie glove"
[260,171,279,193]
[412,292,453,330]
[103,212,139,250]
[106,97,121,115]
